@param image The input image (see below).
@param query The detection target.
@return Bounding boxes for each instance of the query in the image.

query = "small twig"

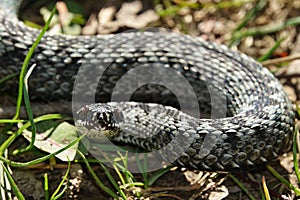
[146,184,201,192]
[27,163,70,170]
[261,53,300,66]
[275,73,300,79]
[151,193,183,200]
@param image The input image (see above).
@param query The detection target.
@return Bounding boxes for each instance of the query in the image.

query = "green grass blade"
[296,103,300,118]
[0,114,65,156]
[1,163,25,200]
[114,162,136,185]
[260,188,266,200]
[293,125,300,183]
[115,152,127,185]
[136,153,148,188]
[112,162,126,186]
[17,64,38,153]
[51,186,68,200]
[0,72,19,85]
[233,0,266,32]
[51,159,71,199]
[98,160,127,199]
[13,6,56,120]
[266,164,300,195]
[100,161,119,188]
[257,37,286,62]
[115,152,136,184]
[97,151,126,189]
[0,119,26,123]
[44,173,49,200]
[118,151,128,170]
[76,151,119,199]
[147,166,172,187]
[204,0,255,9]
[157,5,181,17]
[229,173,256,200]
[0,134,84,168]
[231,16,300,46]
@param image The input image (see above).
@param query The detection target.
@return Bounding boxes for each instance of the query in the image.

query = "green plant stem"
[147,167,171,187]
[1,163,25,200]
[13,6,56,120]
[51,159,71,199]
[97,151,128,199]
[19,64,37,153]
[0,119,26,123]
[0,134,84,168]
[293,126,300,183]
[0,72,19,85]
[229,173,255,200]
[257,37,286,62]
[230,16,300,46]
[266,164,300,195]
[77,151,119,199]
[233,0,266,32]
[136,153,148,188]
[44,173,49,200]
[0,114,64,156]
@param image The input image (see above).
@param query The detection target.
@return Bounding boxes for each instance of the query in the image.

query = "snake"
[0,0,295,171]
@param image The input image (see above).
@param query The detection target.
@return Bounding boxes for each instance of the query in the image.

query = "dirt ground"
[5,0,300,199]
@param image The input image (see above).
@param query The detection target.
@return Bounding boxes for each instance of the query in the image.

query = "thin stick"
[261,53,300,66]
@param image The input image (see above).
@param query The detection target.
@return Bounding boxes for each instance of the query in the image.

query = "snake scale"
[0,0,295,171]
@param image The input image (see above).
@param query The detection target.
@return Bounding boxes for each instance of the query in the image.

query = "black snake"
[0,0,295,171]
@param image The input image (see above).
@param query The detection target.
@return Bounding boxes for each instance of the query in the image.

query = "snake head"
[75,103,124,141]
[95,105,124,130]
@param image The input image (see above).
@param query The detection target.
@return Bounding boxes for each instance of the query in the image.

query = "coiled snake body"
[0,0,295,171]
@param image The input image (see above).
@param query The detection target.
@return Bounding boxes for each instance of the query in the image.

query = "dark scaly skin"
[1,0,295,171]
